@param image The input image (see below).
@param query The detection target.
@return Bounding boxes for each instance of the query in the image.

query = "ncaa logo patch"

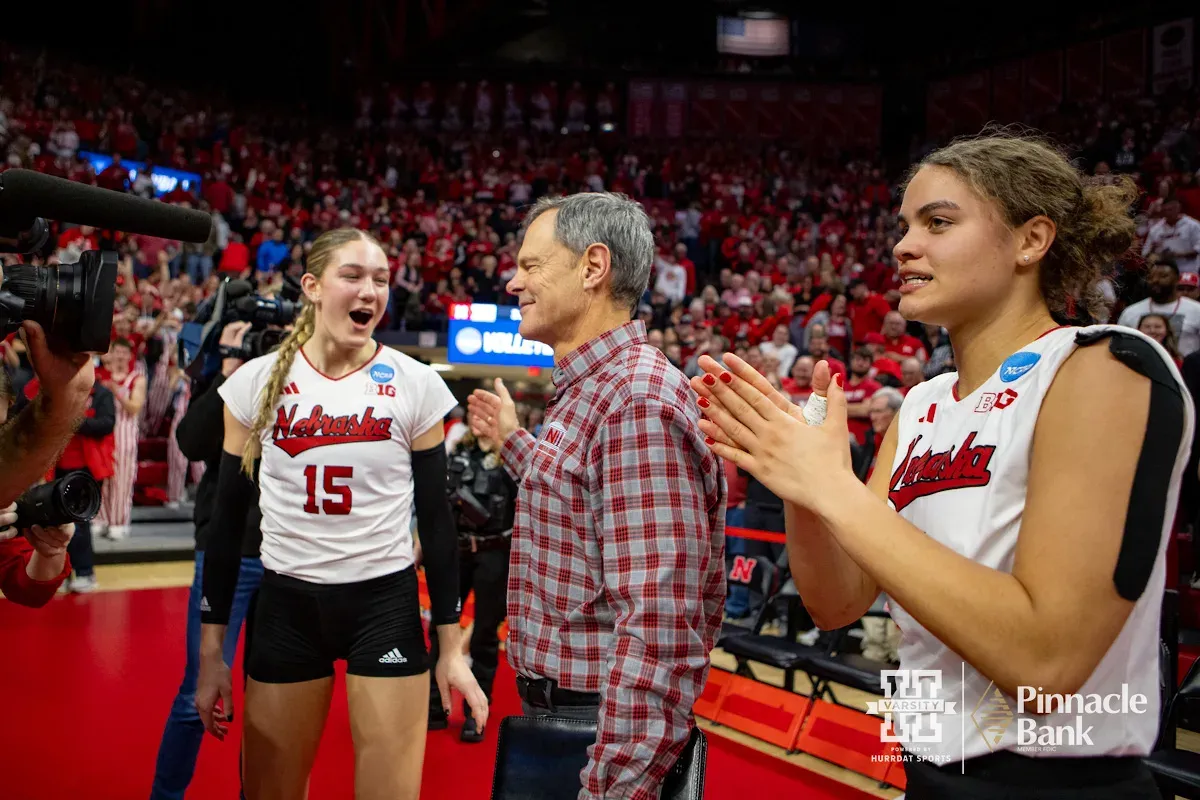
[370,364,395,384]
[999,351,1040,383]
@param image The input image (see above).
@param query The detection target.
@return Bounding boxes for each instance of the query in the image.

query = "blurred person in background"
[428,411,518,743]
[1116,260,1200,356]
[94,338,146,541]
[150,321,264,800]
[1142,198,1200,275]
[1137,313,1183,368]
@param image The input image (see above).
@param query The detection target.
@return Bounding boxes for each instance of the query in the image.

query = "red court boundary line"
[727,526,787,544]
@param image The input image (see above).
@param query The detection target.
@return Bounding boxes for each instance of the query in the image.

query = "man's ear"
[579,243,612,292]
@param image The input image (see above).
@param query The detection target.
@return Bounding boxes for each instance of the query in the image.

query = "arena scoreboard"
[447,303,555,368]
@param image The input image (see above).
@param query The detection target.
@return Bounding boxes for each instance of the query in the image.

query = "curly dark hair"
[909,125,1139,324]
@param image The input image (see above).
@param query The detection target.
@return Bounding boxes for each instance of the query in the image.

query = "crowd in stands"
[1,44,1199,618]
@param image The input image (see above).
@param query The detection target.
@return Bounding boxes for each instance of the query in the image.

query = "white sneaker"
[105,525,129,541]
[71,574,98,593]
[92,522,108,537]
[58,577,73,594]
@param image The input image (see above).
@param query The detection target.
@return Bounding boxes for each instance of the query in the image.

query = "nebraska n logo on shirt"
[272,404,394,457]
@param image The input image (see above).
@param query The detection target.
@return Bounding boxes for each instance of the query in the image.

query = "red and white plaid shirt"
[501,320,726,800]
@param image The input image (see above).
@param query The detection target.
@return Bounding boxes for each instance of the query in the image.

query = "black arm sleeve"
[78,386,115,438]
[176,375,227,464]
[200,451,256,625]
[412,444,461,626]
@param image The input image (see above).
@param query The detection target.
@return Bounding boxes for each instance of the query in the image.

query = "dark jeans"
[148,551,263,800]
[61,468,95,577]
[724,506,748,618]
[430,544,510,710]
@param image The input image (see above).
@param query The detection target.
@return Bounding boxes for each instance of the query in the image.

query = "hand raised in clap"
[690,353,854,514]
[467,378,520,451]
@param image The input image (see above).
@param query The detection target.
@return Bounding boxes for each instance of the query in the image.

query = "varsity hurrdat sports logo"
[869,670,957,744]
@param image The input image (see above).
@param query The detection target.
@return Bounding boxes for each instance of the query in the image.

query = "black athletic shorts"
[246,565,428,683]
[903,750,1159,799]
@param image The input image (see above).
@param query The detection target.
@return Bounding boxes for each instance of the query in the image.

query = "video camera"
[180,273,303,380]
[0,169,213,354]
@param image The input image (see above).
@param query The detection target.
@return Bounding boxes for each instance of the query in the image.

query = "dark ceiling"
[3,0,1194,107]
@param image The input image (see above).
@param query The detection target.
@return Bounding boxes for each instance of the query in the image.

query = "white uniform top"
[219,342,458,584]
[885,325,1193,764]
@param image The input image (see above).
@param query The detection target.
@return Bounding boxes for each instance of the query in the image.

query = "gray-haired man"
[470,193,725,799]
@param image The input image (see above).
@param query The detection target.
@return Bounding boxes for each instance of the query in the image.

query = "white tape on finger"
[802,394,828,426]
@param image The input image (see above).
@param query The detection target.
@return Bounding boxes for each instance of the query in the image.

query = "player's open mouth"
[349,309,373,326]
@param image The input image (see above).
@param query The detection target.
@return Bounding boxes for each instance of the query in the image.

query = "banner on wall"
[1066,40,1105,103]
[1105,29,1147,97]
[627,80,656,137]
[662,82,688,138]
[1152,18,1194,94]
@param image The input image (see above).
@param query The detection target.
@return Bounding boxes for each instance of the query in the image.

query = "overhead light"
[430,363,454,372]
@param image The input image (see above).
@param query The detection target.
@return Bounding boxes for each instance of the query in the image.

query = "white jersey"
[885,324,1193,764]
[219,343,457,584]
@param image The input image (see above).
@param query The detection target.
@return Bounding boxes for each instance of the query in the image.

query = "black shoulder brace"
[1076,329,1188,601]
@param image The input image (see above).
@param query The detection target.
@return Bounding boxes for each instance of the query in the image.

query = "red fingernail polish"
[698,396,710,408]
[835,374,843,388]
[705,436,715,445]
[720,372,733,384]
[702,374,716,386]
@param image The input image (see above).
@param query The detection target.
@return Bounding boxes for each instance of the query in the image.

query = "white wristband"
[802,393,828,426]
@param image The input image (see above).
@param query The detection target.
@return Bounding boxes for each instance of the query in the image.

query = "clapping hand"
[467,378,519,451]
[690,353,853,513]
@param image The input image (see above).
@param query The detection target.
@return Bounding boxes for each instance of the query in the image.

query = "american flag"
[717,16,790,57]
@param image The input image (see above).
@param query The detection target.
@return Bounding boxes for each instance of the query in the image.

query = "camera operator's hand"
[21,320,93,418]
[219,321,253,377]
[25,523,73,558]
[467,378,519,450]
[0,503,16,541]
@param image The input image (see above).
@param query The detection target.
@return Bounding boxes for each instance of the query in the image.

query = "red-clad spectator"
[844,347,883,446]
[879,311,928,362]
[805,328,847,381]
[781,355,816,407]
[847,279,893,342]
[899,357,926,396]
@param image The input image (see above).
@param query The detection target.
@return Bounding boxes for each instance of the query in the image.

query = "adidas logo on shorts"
[379,648,408,664]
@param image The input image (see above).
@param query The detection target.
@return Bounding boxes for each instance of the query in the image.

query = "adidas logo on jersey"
[272,404,394,456]
[281,382,301,395]
[379,648,408,664]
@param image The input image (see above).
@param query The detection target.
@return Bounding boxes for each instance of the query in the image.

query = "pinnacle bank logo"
[869,668,1152,758]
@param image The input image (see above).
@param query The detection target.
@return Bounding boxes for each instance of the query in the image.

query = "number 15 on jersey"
[304,465,354,515]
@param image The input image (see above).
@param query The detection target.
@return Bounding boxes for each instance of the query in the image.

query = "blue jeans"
[149,551,263,800]
[724,506,749,618]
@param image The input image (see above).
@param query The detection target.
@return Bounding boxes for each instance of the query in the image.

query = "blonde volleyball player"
[195,228,487,800]
[694,132,1192,799]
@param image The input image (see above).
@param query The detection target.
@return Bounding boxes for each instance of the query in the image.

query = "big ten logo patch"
[974,389,1018,413]
[365,381,397,397]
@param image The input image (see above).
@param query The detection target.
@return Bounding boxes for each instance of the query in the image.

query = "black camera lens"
[0,250,117,353]
[15,471,102,529]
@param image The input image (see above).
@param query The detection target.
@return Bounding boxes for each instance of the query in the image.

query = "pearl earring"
[1024,255,1030,262]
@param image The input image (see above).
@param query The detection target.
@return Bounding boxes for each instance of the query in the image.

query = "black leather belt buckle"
[517,675,557,712]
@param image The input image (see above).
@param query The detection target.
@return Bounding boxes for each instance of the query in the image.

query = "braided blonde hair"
[240,227,383,477]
